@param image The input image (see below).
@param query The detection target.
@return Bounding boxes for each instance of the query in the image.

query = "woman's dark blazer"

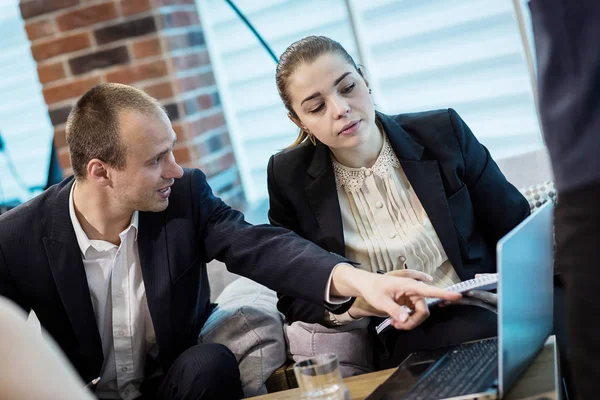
[267,108,530,324]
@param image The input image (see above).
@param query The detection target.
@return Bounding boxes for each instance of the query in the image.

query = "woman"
[267,36,531,367]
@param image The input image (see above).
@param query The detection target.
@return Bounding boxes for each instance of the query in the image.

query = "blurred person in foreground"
[0,83,460,400]
[529,1,600,398]
[0,296,95,400]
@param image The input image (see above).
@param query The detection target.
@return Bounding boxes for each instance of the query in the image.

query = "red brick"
[62,167,73,178]
[69,46,130,75]
[37,61,66,84]
[163,103,180,121]
[192,130,230,157]
[20,0,79,19]
[131,36,162,59]
[171,121,184,139]
[53,127,67,148]
[106,59,168,84]
[154,0,195,5]
[31,32,91,62]
[183,93,216,116]
[49,105,72,126]
[189,111,225,138]
[172,50,210,71]
[163,30,204,52]
[173,145,192,164]
[56,2,118,31]
[25,18,54,40]
[141,81,173,100]
[176,72,215,93]
[43,75,102,104]
[94,15,156,45]
[158,10,200,29]
[121,0,151,16]
[198,149,235,178]
[57,147,72,170]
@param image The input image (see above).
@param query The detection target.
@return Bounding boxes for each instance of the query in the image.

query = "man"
[529,1,600,399]
[0,83,458,400]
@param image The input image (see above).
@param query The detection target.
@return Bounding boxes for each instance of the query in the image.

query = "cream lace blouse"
[333,135,461,288]
[324,135,462,325]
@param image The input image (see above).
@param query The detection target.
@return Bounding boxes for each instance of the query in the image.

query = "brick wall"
[19,0,245,207]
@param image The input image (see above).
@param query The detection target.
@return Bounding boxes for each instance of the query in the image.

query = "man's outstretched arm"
[190,168,460,326]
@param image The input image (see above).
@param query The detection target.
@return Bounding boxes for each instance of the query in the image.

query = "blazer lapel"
[380,114,463,272]
[43,179,103,376]
[137,210,172,363]
[305,142,345,256]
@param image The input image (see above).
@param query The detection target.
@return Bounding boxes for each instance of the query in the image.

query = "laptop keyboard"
[400,337,498,400]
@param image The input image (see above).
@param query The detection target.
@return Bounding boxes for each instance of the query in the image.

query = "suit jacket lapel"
[43,179,103,376]
[305,142,345,256]
[138,210,172,363]
[380,113,463,272]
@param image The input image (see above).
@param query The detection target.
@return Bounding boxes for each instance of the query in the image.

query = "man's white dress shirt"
[69,183,155,400]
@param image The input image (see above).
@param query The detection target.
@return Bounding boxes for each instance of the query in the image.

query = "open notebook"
[375,273,498,334]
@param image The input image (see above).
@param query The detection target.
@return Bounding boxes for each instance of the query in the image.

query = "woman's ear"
[288,112,304,130]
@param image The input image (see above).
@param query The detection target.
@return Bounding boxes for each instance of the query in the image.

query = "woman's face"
[287,53,377,150]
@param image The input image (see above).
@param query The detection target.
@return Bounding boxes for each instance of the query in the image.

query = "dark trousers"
[555,184,600,400]
[140,343,243,400]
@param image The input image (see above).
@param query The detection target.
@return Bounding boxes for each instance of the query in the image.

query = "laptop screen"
[497,201,554,396]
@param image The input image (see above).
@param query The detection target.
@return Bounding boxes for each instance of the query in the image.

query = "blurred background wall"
[0,0,541,217]
[0,1,56,208]
[0,0,244,211]
[199,0,543,203]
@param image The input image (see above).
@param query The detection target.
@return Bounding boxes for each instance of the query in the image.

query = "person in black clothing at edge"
[530,1,600,398]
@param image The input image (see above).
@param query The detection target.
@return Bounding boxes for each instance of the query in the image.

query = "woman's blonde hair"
[276,36,361,147]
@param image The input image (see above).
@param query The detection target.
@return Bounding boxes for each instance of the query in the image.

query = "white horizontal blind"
[0,1,54,204]
[197,0,358,201]
[198,0,542,203]
[349,0,543,160]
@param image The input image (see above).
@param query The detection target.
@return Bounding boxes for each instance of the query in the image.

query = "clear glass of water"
[293,353,350,400]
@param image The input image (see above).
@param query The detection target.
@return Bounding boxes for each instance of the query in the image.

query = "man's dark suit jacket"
[267,109,530,324]
[0,168,350,384]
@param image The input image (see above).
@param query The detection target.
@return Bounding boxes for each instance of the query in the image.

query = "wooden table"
[255,336,560,400]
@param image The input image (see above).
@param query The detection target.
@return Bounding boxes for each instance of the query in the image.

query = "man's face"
[109,110,184,213]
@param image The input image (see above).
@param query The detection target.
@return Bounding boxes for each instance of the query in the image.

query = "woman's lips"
[339,120,361,136]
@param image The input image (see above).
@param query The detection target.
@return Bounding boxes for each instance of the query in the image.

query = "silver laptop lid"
[497,201,554,397]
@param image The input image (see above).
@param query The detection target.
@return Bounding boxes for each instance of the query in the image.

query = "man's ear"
[287,112,305,130]
[87,159,111,186]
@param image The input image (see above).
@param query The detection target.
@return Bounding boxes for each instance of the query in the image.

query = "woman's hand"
[331,265,461,331]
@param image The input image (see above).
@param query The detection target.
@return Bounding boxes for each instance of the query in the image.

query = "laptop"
[366,200,555,400]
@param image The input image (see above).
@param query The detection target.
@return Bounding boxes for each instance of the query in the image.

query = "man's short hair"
[65,83,167,179]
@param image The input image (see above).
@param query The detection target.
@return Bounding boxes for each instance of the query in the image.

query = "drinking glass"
[293,353,350,400]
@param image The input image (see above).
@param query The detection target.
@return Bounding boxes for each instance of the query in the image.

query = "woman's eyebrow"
[300,71,352,106]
